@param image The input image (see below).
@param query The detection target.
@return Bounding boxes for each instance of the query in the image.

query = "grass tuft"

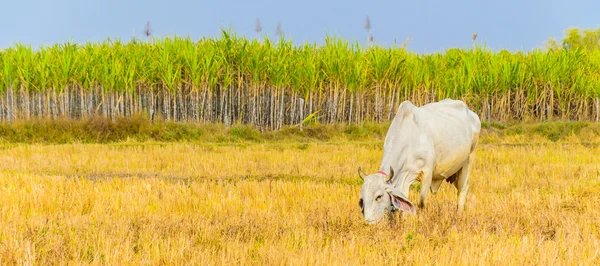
[533,121,589,141]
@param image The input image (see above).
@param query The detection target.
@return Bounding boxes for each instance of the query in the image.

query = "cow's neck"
[379,109,425,195]
[379,143,423,195]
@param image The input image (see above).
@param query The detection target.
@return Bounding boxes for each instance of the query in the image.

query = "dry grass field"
[0,131,599,265]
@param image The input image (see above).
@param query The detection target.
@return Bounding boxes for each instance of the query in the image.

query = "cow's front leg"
[418,170,432,209]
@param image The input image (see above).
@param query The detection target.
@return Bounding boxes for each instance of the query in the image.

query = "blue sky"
[1,0,599,53]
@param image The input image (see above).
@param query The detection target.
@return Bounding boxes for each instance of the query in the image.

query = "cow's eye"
[376,195,383,202]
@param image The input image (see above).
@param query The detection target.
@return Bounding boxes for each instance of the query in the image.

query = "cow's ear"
[389,191,416,214]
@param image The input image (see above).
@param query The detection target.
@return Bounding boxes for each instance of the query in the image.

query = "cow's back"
[421,99,480,135]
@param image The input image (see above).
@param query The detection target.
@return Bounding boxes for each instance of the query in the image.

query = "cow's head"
[358,166,415,224]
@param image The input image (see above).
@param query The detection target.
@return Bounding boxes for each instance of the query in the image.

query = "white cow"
[358,99,481,224]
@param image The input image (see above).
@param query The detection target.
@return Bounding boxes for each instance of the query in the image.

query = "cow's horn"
[358,167,367,180]
[386,166,395,182]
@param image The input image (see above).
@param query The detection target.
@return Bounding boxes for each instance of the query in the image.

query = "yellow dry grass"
[0,140,598,265]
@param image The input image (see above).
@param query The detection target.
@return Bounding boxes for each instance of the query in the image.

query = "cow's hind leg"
[454,153,475,211]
